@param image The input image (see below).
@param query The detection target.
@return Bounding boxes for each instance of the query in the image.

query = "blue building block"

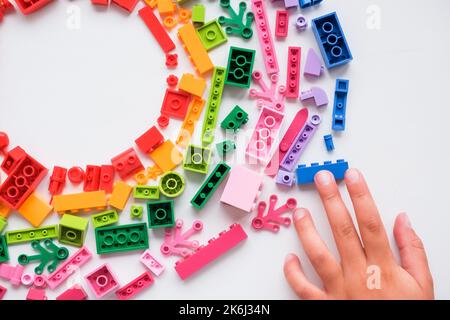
[299,0,323,9]
[323,134,335,151]
[312,12,352,69]
[332,79,349,131]
[296,160,349,185]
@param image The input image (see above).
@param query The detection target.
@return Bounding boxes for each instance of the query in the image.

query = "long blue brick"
[332,79,349,131]
[296,160,349,185]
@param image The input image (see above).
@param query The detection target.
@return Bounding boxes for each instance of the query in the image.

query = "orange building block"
[109,181,133,211]
[0,199,11,218]
[53,191,107,214]
[177,23,214,75]
[157,0,175,16]
[143,0,157,8]
[179,73,206,97]
[149,140,183,172]
[17,193,53,227]
[176,97,205,148]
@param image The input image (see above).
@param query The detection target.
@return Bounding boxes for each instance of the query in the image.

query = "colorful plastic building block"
[115,271,154,300]
[91,210,119,229]
[95,223,149,254]
[135,126,164,154]
[300,87,328,107]
[0,285,6,299]
[48,166,67,196]
[332,79,350,131]
[147,165,164,181]
[157,115,170,128]
[251,0,279,76]
[33,275,47,288]
[276,169,296,187]
[280,114,321,172]
[176,97,205,148]
[47,246,92,289]
[324,134,335,151]
[160,88,191,120]
[140,250,165,276]
[165,53,178,68]
[218,0,254,39]
[59,214,89,247]
[275,10,289,38]
[0,263,24,286]
[249,70,286,112]
[138,6,175,53]
[99,165,115,193]
[135,171,148,187]
[18,239,69,275]
[191,162,230,210]
[295,14,308,31]
[179,73,206,97]
[17,192,53,227]
[201,66,226,145]
[20,272,34,286]
[0,216,6,233]
[52,191,107,214]
[85,264,120,299]
[1,145,25,174]
[296,160,349,185]
[245,106,284,164]
[216,140,236,159]
[56,285,88,300]
[252,195,297,232]
[112,0,138,12]
[175,223,248,280]
[156,0,175,15]
[111,148,144,181]
[159,171,185,197]
[178,8,191,24]
[14,0,53,15]
[299,0,322,9]
[109,181,132,211]
[5,225,58,245]
[161,219,203,257]
[131,205,144,220]
[196,20,228,51]
[68,166,84,184]
[147,200,174,229]
[304,48,324,77]
[84,165,100,192]
[225,46,255,88]
[191,4,205,26]
[312,12,353,69]
[0,199,10,218]
[220,105,248,132]
[167,74,179,86]
[183,145,212,174]
[285,47,301,99]
[177,23,214,75]
[284,0,298,9]
[0,0,14,23]
[133,186,160,200]
[220,165,263,212]
[91,0,109,5]
[0,235,9,263]
[149,140,183,173]
[26,287,47,300]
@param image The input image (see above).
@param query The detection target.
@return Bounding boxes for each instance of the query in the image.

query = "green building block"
[183,145,212,174]
[147,200,175,229]
[159,172,185,198]
[218,0,254,39]
[0,216,7,233]
[0,235,9,263]
[192,4,205,26]
[196,20,228,51]
[216,140,236,158]
[220,105,249,132]
[134,185,160,200]
[95,223,149,255]
[59,214,89,247]
[191,163,231,210]
[18,239,68,275]
[201,67,226,146]
[131,205,144,220]
[91,210,119,229]
[5,225,58,245]
[225,46,255,88]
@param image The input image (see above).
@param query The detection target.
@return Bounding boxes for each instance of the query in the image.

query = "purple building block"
[295,15,308,31]
[284,0,298,9]
[276,170,296,187]
[300,87,329,107]
[304,48,324,77]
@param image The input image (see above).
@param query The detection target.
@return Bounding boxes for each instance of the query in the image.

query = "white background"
[1,0,450,300]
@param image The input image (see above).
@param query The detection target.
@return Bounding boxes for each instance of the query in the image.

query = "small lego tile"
[140,250,165,276]
[276,169,296,187]
[196,20,228,51]
[95,223,149,255]
[295,14,308,31]
[218,0,254,39]
[59,214,89,247]
[179,73,206,97]
[85,264,120,299]
[111,148,144,181]
[225,46,255,88]
[216,140,236,159]
[156,0,175,16]
[178,8,191,23]
[111,0,138,12]
[115,271,154,300]
[324,134,335,151]
[252,195,297,232]
[285,47,301,99]
[0,216,7,233]
[14,0,53,15]
[135,170,149,185]
[157,115,170,129]
[56,285,88,300]
[147,200,175,229]
[176,97,205,148]
[83,165,101,192]
[48,166,67,196]
[52,191,107,214]
[296,160,349,185]
[275,10,289,38]
[139,6,175,53]
[17,192,52,227]
[166,74,179,87]
[192,4,205,26]
[149,140,183,173]
[99,165,115,194]
[299,0,322,9]
[183,145,212,174]
[284,0,298,9]
[304,48,324,77]
[18,239,69,275]
[5,225,58,245]
[109,181,133,211]
[300,87,328,107]
[26,287,47,300]
[332,79,350,131]
[68,166,84,184]
[160,88,191,120]
[131,205,144,220]
[165,53,178,68]
[0,285,6,300]
[220,105,249,132]
[133,186,160,200]
[159,171,185,198]
[0,235,9,263]
[91,210,119,229]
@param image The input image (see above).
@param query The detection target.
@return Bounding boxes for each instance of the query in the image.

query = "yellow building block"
[177,23,214,75]
[179,73,206,97]
[53,191,107,214]
[144,0,157,8]
[149,140,183,172]
[157,0,176,16]
[0,199,11,218]
[109,181,133,211]
[17,193,53,227]
[176,97,205,148]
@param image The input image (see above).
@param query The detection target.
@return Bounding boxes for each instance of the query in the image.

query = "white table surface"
[1,0,449,300]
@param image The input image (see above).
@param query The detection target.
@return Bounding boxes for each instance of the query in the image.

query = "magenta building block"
[56,285,88,300]
[26,287,47,300]
[85,264,120,299]
[140,250,165,277]
[160,219,203,258]
[276,170,296,187]
[300,87,329,107]
[252,195,297,232]
[304,48,324,77]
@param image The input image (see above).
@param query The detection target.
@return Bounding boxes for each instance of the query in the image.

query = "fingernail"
[399,212,412,228]
[294,208,307,221]
[285,253,296,264]
[315,170,332,186]
[345,168,360,184]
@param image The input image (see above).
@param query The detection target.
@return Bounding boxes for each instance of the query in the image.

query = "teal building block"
[18,239,69,275]
[59,214,89,247]
[133,186,160,200]
[91,210,119,229]
[192,4,205,26]
[218,0,254,39]
[191,163,231,209]
[131,205,144,220]
[225,46,255,88]
[0,235,9,263]
[147,200,175,229]
[220,105,249,131]
[95,223,149,255]
[196,20,228,51]
[183,145,212,174]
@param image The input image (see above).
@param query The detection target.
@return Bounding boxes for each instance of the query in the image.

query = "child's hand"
[284,169,434,300]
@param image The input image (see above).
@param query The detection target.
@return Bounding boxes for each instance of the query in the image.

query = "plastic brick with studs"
[252,195,297,232]
[276,169,296,187]
[311,12,353,69]
[0,199,11,218]
[220,105,249,132]
[17,192,53,227]
[26,287,47,300]
[196,19,228,51]
[220,165,263,212]
[138,6,175,53]
[46,246,92,289]
[191,162,231,210]
[296,160,349,185]
[1,145,26,175]
[111,148,144,181]
[147,200,175,229]
[161,219,203,257]
[109,181,133,211]
[160,88,191,120]
[176,97,206,148]
[304,48,325,77]
[99,165,115,193]
[284,0,298,9]
[280,114,322,172]
[300,87,329,107]
[218,0,254,39]
[95,223,149,255]
[131,205,144,220]
[149,140,183,173]
[48,166,67,197]
[56,285,88,300]
[159,171,185,197]
[156,0,175,16]
[133,186,160,200]
[59,214,89,247]
[18,239,69,275]
[165,53,178,68]
[285,47,301,99]
[0,263,24,286]
[140,250,165,276]
[216,140,236,159]
[245,106,284,164]
[175,223,248,280]
[0,235,9,263]
[201,66,226,145]
[275,10,289,38]
[83,165,100,192]
[5,225,58,245]
[332,79,350,131]
[115,271,154,300]
[14,0,53,15]
[91,210,119,229]
[91,0,109,5]
[112,0,138,13]
[299,0,323,9]
[0,216,6,233]
[192,4,205,26]
[167,74,179,87]
[183,145,212,174]
[85,264,120,299]
[52,191,107,214]
[179,73,206,97]
[295,14,308,31]
[324,134,335,151]
[225,46,255,88]
[0,285,6,299]
[249,70,286,112]
[135,126,164,154]
[68,166,84,184]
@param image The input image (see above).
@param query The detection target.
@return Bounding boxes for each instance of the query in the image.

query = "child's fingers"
[284,253,327,300]
[393,213,434,297]
[292,208,343,292]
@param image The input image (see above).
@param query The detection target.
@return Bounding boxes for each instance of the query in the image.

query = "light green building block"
[183,145,212,174]
[131,205,144,220]
[91,210,119,229]
[192,4,205,26]
[5,225,58,245]
[59,214,89,247]
[0,216,7,233]
[196,20,228,51]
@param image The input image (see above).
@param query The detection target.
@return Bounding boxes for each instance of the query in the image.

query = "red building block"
[56,285,88,300]
[111,0,137,13]
[68,166,85,184]
[165,53,178,68]
[160,88,191,120]
[111,148,144,180]
[91,0,109,5]
[285,46,301,99]
[48,166,67,196]
[99,165,115,194]
[115,271,154,300]
[135,126,164,154]
[84,165,101,192]
[275,10,289,38]
[0,0,14,22]
[1,146,26,175]
[138,6,175,53]
[0,285,6,299]
[14,0,53,15]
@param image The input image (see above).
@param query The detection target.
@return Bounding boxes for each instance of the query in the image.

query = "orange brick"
[149,140,183,172]
[176,97,205,148]
[109,181,133,211]
[179,73,206,97]
[17,193,53,227]
[157,0,175,16]
[0,199,11,218]
[53,191,107,214]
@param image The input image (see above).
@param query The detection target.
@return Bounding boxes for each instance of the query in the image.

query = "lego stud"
[157,115,169,129]
[96,275,109,288]
[68,167,85,184]
[295,15,308,31]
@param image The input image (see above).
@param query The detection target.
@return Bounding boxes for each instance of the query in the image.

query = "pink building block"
[115,271,154,300]
[275,10,289,38]
[47,246,92,289]
[0,263,24,286]
[161,219,203,258]
[56,284,88,300]
[175,224,248,280]
[21,273,35,287]
[26,287,47,300]
[140,250,165,277]
[300,87,329,107]
[85,264,119,299]
[249,71,286,112]
[34,275,47,288]
[285,47,301,99]
[220,165,263,212]
[245,106,284,164]
[252,195,297,232]
[251,0,279,76]
[0,285,6,300]
[304,48,324,77]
